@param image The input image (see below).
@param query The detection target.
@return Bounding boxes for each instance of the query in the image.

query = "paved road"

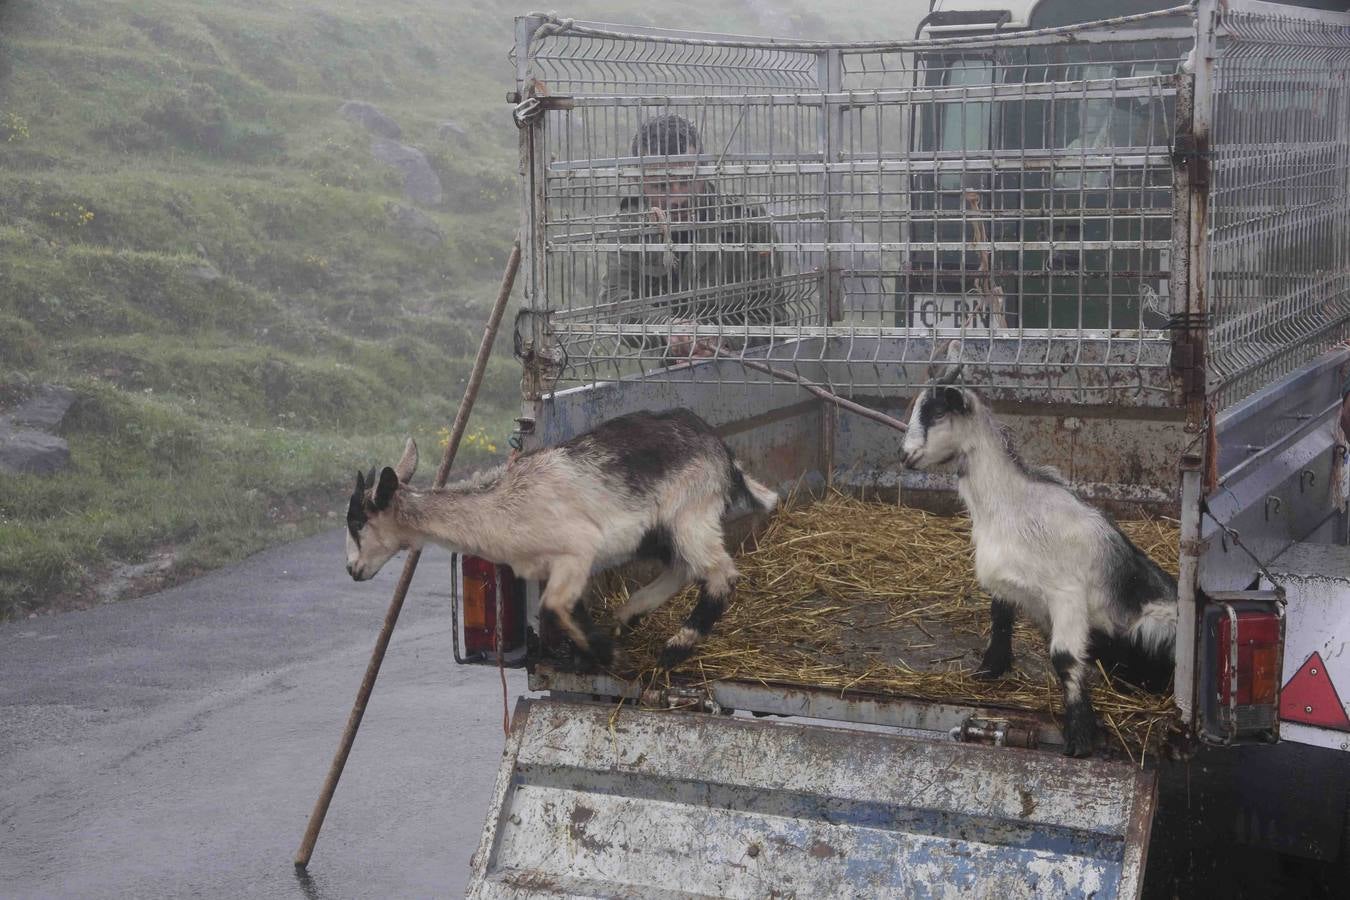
[0,530,525,899]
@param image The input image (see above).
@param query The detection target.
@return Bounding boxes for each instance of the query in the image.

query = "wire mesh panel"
[1206,9,1350,409]
[516,12,1195,405]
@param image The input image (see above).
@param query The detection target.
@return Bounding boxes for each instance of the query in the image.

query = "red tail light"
[459,555,523,658]
[1218,610,1282,708]
[1200,593,1285,743]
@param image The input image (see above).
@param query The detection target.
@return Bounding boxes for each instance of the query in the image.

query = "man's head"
[632,114,706,220]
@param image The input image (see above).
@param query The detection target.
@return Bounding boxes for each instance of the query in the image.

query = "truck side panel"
[468,699,1157,899]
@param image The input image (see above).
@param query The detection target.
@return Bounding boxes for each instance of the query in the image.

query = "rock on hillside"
[0,428,70,476]
[339,101,403,140]
[5,384,74,431]
[0,384,75,476]
[370,138,443,207]
[438,119,468,142]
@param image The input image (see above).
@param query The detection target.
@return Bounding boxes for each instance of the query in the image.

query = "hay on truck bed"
[589,492,1181,763]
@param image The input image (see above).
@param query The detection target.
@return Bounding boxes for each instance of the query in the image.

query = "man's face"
[641,169,704,220]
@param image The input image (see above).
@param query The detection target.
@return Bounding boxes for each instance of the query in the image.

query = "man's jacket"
[597,187,794,352]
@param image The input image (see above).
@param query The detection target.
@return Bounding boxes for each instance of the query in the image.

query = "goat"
[344,408,779,669]
[901,385,1177,757]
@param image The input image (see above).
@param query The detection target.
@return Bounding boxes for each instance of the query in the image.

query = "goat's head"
[901,383,979,471]
[345,437,419,581]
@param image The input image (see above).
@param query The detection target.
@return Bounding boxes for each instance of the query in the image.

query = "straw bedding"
[592,492,1181,762]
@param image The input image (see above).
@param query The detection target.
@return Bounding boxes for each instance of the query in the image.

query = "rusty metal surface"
[467,698,1157,898]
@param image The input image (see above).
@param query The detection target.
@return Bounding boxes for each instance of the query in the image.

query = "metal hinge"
[640,685,725,716]
[950,716,1039,749]
[1167,313,1209,399]
[1172,132,1211,190]
[513,96,543,128]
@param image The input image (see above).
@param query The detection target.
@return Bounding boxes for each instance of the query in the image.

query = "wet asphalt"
[0,530,525,899]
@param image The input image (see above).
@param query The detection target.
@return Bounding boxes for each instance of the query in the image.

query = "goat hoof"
[657,644,694,671]
[973,648,1011,680]
[586,632,614,668]
[972,663,1009,681]
[1062,737,1095,759]
[1061,708,1098,758]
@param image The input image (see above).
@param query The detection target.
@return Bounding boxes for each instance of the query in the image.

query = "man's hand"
[668,319,721,359]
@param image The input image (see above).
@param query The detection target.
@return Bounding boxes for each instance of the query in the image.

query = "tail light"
[1200,591,1285,744]
[453,554,525,662]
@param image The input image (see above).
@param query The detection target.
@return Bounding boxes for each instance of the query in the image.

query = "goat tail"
[730,461,779,513]
[1129,601,1178,659]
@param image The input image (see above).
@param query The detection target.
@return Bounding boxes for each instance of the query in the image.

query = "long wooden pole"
[294,238,522,869]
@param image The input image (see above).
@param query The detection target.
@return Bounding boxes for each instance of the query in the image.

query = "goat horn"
[933,361,965,386]
[931,338,965,386]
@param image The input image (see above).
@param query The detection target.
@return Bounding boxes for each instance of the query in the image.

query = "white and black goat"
[345,408,778,669]
[901,384,1177,757]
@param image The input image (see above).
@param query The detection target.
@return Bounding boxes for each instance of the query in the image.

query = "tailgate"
[467,699,1157,899]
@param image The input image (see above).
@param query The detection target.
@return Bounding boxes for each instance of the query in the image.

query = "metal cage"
[1206,9,1350,409]
[511,4,1350,414]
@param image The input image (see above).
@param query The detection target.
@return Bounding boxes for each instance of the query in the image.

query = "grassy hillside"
[0,0,918,617]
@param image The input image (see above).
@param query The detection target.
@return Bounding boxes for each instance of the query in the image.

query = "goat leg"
[539,562,613,668]
[658,573,732,671]
[614,565,690,636]
[973,597,1016,680]
[568,600,614,668]
[1051,647,1099,758]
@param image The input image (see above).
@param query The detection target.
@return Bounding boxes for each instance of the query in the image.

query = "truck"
[455,1,1350,895]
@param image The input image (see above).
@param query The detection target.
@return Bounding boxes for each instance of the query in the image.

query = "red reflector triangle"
[1280,652,1350,732]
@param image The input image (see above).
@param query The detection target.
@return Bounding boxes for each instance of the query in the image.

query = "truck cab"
[902,1,1189,331]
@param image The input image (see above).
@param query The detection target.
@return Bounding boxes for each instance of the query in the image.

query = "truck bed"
[570,493,1180,759]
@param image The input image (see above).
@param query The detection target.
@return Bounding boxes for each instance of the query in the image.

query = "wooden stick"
[294,238,522,869]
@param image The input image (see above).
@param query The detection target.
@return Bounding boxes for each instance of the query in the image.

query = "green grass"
[0,0,914,617]
[0,387,506,608]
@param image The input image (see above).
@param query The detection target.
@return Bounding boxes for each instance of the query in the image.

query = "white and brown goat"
[345,408,778,668]
[901,385,1177,757]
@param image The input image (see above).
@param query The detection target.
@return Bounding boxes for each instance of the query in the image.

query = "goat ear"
[374,466,401,510]
[394,437,418,484]
[355,470,365,493]
[943,386,968,414]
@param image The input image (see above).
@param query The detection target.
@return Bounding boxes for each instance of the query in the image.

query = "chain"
[1200,500,1285,599]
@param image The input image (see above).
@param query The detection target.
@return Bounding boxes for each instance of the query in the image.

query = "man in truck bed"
[599,114,794,361]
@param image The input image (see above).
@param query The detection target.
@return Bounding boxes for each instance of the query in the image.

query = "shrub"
[140,82,285,162]
[0,313,43,368]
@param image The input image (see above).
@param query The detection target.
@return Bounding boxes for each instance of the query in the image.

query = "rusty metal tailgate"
[467,698,1157,898]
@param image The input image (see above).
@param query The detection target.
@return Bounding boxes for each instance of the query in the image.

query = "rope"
[733,357,910,432]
